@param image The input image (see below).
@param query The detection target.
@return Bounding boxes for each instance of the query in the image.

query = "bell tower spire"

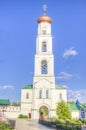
[33,5,55,85]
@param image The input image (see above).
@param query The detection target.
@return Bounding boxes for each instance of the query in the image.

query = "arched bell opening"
[41,60,47,74]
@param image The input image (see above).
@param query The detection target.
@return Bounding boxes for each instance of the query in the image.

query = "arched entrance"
[39,106,49,119]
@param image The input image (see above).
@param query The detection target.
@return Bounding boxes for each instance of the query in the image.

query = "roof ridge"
[22,85,33,89]
[0,99,10,105]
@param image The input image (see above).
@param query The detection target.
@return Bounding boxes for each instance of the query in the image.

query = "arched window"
[26,93,29,99]
[46,90,49,99]
[59,93,62,100]
[39,90,42,99]
[41,60,47,74]
[42,41,47,52]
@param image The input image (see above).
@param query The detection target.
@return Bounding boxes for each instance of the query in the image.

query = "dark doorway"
[28,113,31,118]
[39,106,49,119]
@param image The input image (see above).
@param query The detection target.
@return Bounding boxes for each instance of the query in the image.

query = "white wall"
[71,111,80,120]
[0,106,20,112]
[4,111,21,119]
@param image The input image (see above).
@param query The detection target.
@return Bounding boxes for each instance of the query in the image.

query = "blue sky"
[0,0,86,103]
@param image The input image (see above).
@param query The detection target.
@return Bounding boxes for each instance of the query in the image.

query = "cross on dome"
[37,5,52,23]
[43,4,47,15]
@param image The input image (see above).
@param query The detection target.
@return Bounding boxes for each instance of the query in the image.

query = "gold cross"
[43,4,47,15]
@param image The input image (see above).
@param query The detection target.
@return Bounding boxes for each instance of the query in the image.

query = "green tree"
[12,102,20,106]
[68,100,75,104]
[56,100,71,119]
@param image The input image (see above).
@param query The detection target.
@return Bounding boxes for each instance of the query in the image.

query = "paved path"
[15,119,56,130]
[81,125,86,130]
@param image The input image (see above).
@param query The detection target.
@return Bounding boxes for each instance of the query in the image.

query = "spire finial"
[43,4,47,15]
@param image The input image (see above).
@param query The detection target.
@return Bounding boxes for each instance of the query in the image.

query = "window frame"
[26,93,29,99]
[42,41,47,52]
[46,90,49,99]
[41,60,48,74]
[39,90,42,99]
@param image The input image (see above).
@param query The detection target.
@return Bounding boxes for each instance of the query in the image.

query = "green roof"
[0,99,10,105]
[22,85,33,89]
[55,85,67,89]
[68,103,86,111]
[68,103,79,111]
[77,104,86,109]
[82,104,86,108]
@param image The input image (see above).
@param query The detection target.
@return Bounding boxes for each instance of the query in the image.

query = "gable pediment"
[34,78,54,84]
[33,78,54,89]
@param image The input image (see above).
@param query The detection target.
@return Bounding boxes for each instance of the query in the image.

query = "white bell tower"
[21,5,67,119]
[33,5,55,86]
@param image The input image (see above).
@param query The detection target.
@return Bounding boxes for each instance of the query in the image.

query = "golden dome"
[38,15,52,23]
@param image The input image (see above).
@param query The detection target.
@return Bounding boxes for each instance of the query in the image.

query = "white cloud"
[63,47,78,59]
[56,72,73,81]
[68,89,86,103]
[0,85,14,90]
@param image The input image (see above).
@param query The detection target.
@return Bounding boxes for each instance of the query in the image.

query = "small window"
[81,111,85,118]
[42,27,46,34]
[39,90,42,99]
[26,93,29,99]
[46,90,49,99]
[59,93,62,100]
[42,41,47,52]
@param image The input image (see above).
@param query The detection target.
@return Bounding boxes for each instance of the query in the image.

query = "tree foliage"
[56,100,71,119]
[12,102,20,106]
[68,101,75,104]
[0,122,12,130]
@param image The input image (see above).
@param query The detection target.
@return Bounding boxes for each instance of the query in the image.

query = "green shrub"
[56,119,82,130]
[63,124,72,130]
[56,123,81,130]
[84,120,86,124]
[76,120,82,125]
[68,119,77,124]
[66,125,73,130]
[56,123,73,130]
[0,122,12,130]
[56,123,62,129]
[82,119,86,124]
[51,117,57,122]
[57,119,65,123]
[18,114,28,119]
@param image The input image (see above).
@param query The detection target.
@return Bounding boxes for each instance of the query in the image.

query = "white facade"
[71,111,80,120]
[0,105,21,119]
[21,12,67,119]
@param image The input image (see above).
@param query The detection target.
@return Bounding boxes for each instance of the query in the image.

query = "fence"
[39,119,81,130]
